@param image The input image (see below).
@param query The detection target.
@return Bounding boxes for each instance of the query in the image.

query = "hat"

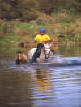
[39,28,45,33]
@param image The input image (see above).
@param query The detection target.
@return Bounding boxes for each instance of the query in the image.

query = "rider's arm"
[34,34,42,43]
[43,34,51,43]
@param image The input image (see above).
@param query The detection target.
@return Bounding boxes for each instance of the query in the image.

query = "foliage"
[0,0,81,46]
[0,0,38,21]
[0,33,21,57]
[0,0,81,21]
[72,0,81,11]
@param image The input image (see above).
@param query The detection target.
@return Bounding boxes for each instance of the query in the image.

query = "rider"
[31,28,51,62]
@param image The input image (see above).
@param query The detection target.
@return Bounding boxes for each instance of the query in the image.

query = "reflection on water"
[35,68,51,91]
[59,45,81,57]
[0,67,33,107]
[0,65,81,107]
[32,69,52,99]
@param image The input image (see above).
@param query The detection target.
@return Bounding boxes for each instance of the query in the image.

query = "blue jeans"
[31,43,44,62]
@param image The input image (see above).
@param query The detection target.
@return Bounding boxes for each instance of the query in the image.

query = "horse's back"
[28,48,36,60]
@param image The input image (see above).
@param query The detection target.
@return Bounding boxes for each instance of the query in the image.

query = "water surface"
[0,61,81,107]
[0,38,81,107]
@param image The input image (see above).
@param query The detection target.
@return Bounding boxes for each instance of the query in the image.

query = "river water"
[0,45,81,107]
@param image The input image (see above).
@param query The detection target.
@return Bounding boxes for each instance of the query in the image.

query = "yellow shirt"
[34,34,50,43]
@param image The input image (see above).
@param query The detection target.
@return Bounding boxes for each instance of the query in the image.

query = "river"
[0,41,81,107]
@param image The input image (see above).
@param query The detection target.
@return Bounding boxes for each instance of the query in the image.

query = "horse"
[27,43,54,62]
[16,42,55,64]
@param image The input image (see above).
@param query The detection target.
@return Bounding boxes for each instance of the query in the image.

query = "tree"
[16,0,39,21]
[38,0,71,14]
[0,0,39,21]
[72,0,81,11]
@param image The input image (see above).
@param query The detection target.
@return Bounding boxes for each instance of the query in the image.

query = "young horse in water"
[16,51,27,64]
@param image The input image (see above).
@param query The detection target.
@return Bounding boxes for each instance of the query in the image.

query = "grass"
[0,33,22,57]
[0,10,81,57]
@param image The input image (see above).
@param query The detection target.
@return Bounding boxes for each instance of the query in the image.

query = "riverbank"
[0,11,81,42]
[0,12,81,57]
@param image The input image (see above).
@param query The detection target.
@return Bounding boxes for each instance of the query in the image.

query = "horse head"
[44,43,51,59]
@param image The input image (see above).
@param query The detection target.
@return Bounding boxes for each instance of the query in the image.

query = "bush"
[22,10,38,22]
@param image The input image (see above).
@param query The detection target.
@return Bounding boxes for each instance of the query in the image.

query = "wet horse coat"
[27,43,52,62]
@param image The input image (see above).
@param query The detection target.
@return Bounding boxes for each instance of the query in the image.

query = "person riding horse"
[31,28,51,62]
[16,28,55,64]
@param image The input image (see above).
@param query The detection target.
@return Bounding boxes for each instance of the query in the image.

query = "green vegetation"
[0,0,81,57]
[0,0,38,21]
[0,12,81,47]
[0,0,81,21]
[0,33,21,57]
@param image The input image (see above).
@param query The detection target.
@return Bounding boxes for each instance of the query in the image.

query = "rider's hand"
[44,40,48,44]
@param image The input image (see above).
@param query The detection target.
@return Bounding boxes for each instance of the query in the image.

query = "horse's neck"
[44,43,51,49]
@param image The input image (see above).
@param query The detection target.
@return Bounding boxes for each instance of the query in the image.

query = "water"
[0,60,81,107]
[0,41,81,107]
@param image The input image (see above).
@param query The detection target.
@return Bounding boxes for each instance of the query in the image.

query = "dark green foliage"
[72,0,81,11]
[0,0,38,21]
[0,0,81,21]
[38,0,72,14]
[38,0,81,14]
